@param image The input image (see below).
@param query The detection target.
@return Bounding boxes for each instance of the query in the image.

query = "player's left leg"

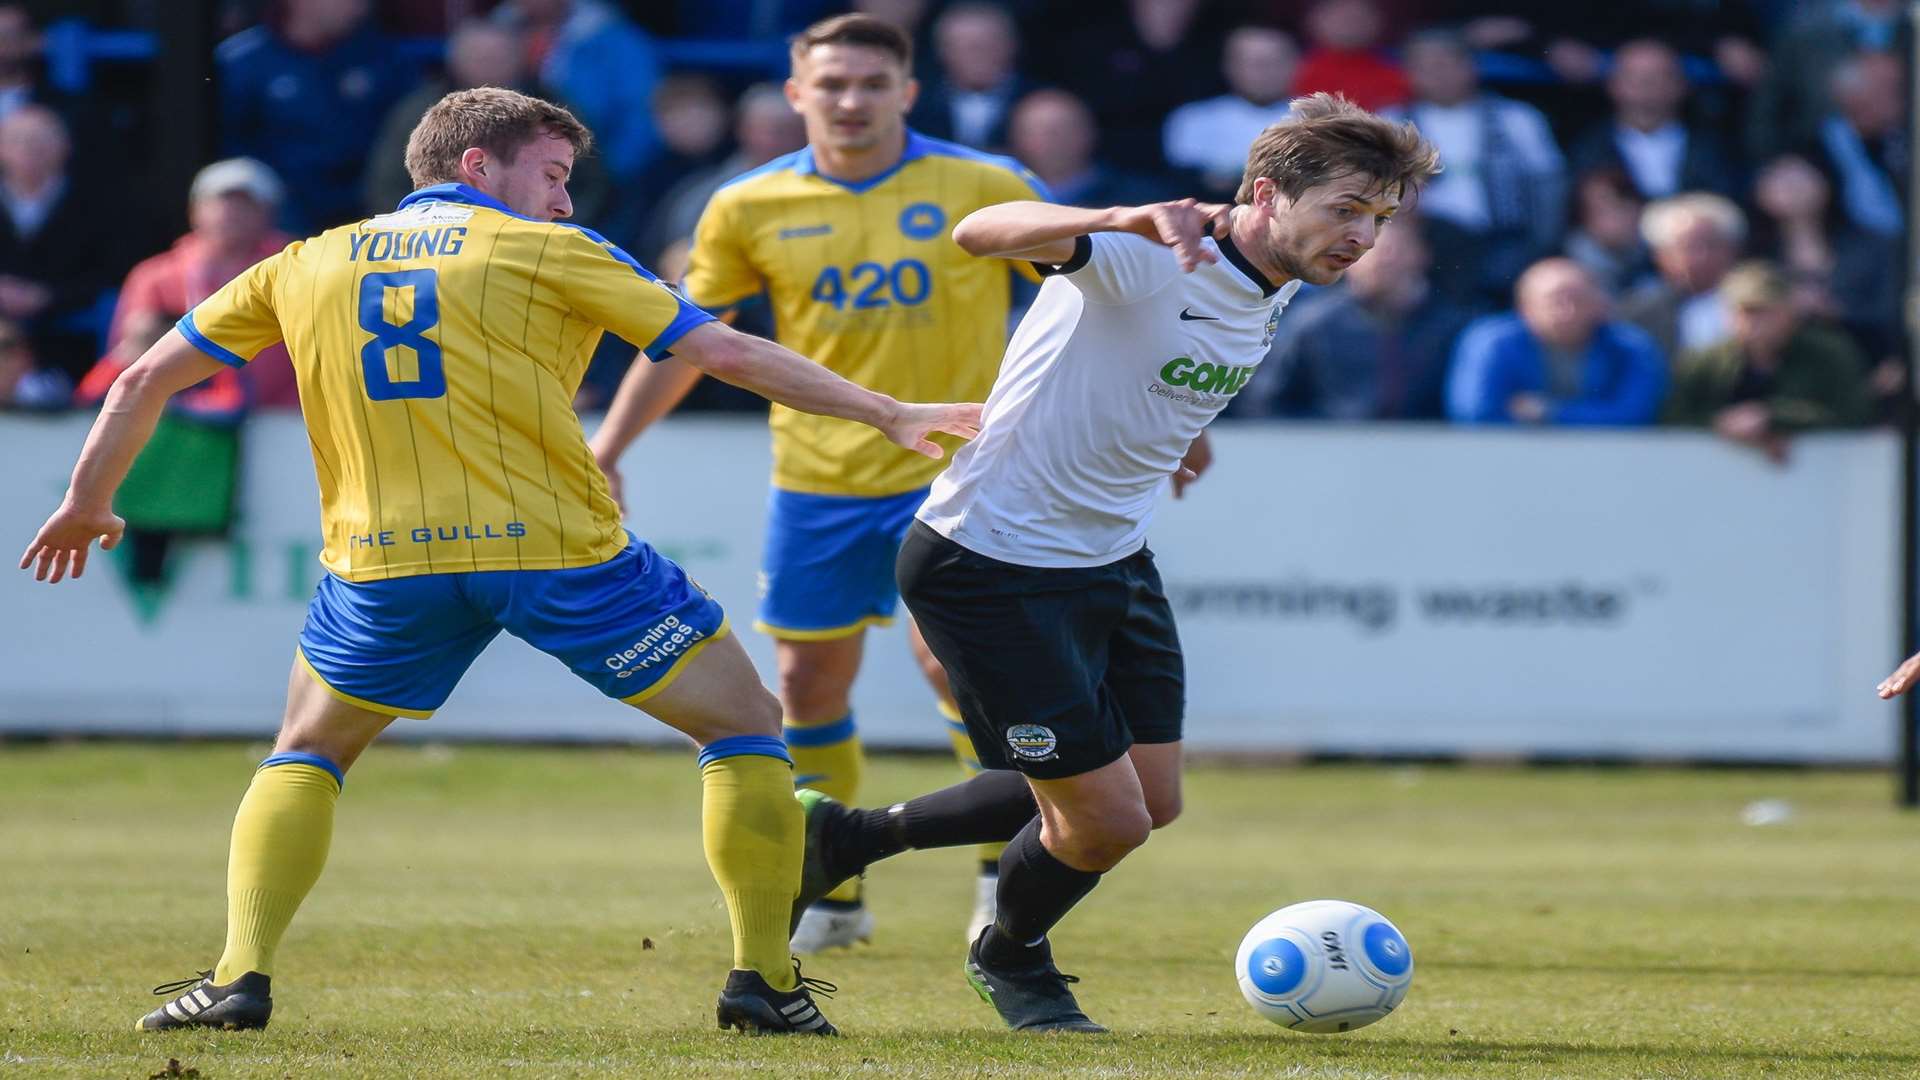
[907,619,1005,941]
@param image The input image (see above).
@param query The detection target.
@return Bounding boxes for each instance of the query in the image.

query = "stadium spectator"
[1664,261,1872,462]
[1749,0,1906,161]
[1390,28,1564,308]
[1750,153,1901,366]
[0,105,123,393]
[0,4,132,177]
[1162,27,1298,200]
[1235,216,1470,421]
[78,158,297,413]
[1290,0,1409,111]
[908,3,1032,152]
[1568,40,1740,203]
[217,0,419,232]
[1621,193,1745,362]
[490,0,663,179]
[364,20,610,224]
[1563,168,1654,298]
[1055,0,1225,173]
[1803,52,1907,243]
[1446,258,1667,426]
[1008,89,1168,209]
[852,0,938,81]
[611,75,733,242]
[634,83,805,266]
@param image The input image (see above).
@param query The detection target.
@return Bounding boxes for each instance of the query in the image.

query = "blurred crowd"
[0,0,1911,462]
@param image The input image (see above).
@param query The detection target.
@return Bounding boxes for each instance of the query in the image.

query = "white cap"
[189,157,284,207]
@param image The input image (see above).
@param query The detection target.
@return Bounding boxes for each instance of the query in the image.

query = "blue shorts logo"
[1006,724,1058,761]
[899,202,946,240]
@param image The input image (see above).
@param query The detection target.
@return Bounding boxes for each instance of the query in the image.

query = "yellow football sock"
[214,755,342,983]
[700,737,803,991]
[940,698,1007,866]
[784,713,863,903]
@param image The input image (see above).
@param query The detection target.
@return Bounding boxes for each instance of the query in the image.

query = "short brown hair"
[1236,92,1440,205]
[404,87,592,189]
[790,13,913,71]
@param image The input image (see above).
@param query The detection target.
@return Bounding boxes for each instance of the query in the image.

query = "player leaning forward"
[19,88,978,1035]
[792,94,1440,1032]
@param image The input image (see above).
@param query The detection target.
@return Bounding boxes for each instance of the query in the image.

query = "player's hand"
[1172,430,1213,499]
[19,501,124,583]
[1879,650,1920,699]
[881,401,983,459]
[1116,199,1232,272]
[591,446,627,514]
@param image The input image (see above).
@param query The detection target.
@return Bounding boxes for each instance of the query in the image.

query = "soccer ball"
[1235,899,1413,1033]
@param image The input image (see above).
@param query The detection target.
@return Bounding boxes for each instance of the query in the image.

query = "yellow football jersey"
[683,131,1047,497]
[178,183,713,582]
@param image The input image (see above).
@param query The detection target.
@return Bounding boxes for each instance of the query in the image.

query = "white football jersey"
[919,229,1300,567]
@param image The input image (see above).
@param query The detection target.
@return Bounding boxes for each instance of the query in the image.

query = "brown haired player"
[785,93,1441,1032]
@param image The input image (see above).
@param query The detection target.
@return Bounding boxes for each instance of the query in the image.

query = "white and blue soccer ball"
[1235,899,1413,1033]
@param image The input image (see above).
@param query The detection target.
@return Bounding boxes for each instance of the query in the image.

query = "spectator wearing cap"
[909,3,1034,152]
[1447,258,1667,427]
[1665,260,1872,462]
[1621,193,1745,363]
[1389,28,1564,308]
[78,158,297,413]
[490,0,662,179]
[1163,27,1298,200]
[1235,216,1471,421]
[218,0,419,232]
[0,104,124,393]
[1568,39,1740,203]
[363,19,610,221]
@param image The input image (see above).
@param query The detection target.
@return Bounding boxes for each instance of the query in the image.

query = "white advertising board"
[0,415,1902,761]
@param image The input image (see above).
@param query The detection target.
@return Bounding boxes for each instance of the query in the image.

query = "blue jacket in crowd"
[218,23,418,233]
[1445,314,1668,426]
[496,0,662,178]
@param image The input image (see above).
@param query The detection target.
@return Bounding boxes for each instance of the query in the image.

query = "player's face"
[487,133,576,222]
[787,44,916,154]
[1255,176,1399,287]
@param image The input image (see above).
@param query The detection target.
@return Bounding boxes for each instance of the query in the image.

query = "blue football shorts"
[754,486,930,641]
[296,532,728,717]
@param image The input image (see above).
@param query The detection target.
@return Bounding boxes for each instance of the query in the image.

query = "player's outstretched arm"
[671,322,981,458]
[19,329,228,583]
[953,199,1232,272]
[1879,651,1920,699]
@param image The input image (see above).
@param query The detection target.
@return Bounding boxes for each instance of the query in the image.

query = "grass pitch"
[4,743,1920,1079]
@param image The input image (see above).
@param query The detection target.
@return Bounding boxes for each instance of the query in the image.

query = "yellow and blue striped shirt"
[179,183,712,582]
[684,131,1047,497]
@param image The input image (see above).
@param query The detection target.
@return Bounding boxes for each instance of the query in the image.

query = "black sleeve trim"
[1030,234,1093,277]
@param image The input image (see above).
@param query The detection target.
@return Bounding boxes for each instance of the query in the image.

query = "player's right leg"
[137,664,395,1031]
[138,571,494,1032]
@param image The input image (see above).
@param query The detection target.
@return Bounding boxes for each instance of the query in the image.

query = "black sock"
[979,817,1102,968]
[837,769,1036,873]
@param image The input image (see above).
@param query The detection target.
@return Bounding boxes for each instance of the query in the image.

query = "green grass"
[4,744,1920,1078]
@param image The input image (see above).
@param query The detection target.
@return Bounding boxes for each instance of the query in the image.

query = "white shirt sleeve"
[1034,231,1182,305]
